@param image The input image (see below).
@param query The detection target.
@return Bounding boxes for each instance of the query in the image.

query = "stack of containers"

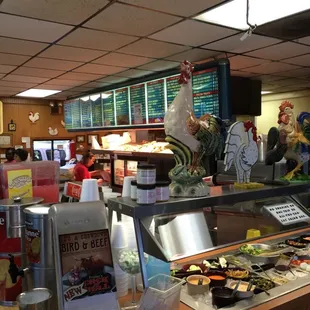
[136,164,156,205]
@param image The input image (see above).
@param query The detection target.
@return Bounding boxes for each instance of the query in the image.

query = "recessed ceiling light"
[16,89,61,98]
[261,91,272,95]
[195,0,310,30]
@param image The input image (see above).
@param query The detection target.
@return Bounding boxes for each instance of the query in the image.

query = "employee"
[15,149,28,162]
[74,152,110,183]
[4,148,16,164]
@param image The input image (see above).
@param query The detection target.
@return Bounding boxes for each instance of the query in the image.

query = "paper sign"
[66,182,82,200]
[7,169,33,199]
[21,137,31,148]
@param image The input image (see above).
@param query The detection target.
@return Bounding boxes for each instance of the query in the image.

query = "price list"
[115,88,130,125]
[130,84,146,125]
[64,103,72,129]
[147,79,165,124]
[166,76,180,107]
[91,95,103,127]
[193,68,219,118]
[81,99,92,128]
[102,92,115,127]
[71,100,81,128]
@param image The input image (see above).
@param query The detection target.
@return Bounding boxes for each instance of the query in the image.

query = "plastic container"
[137,164,156,185]
[146,256,170,279]
[156,181,170,202]
[137,184,156,205]
[141,274,185,309]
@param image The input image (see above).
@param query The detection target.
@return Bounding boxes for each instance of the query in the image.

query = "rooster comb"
[279,100,294,111]
[244,120,256,132]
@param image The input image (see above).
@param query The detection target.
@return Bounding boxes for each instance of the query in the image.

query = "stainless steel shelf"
[108,183,310,218]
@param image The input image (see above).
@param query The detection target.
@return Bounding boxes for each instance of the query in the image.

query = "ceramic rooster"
[224,121,263,189]
[265,101,310,180]
[164,60,226,197]
[48,127,58,136]
[29,112,40,123]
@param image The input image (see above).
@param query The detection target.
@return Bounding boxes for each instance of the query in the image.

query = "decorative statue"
[164,60,226,197]
[265,101,310,180]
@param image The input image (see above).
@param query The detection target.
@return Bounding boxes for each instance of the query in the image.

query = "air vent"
[256,9,310,40]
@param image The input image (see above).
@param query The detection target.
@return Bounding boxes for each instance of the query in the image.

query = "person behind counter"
[74,152,110,183]
[15,148,28,162]
[4,148,16,164]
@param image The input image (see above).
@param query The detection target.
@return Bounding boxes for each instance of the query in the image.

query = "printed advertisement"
[59,229,115,304]
[7,169,33,199]
[66,182,82,200]
[25,227,41,264]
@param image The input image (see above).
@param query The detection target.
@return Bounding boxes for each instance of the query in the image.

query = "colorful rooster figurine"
[265,101,310,180]
[164,60,226,197]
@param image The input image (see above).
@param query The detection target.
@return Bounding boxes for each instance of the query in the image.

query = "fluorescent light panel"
[17,89,61,98]
[195,0,310,30]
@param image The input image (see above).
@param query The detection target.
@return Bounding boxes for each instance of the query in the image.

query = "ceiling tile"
[116,69,153,78]
[0,80,38,88]
[0,90,16,96]
[0,37,48,56]
[165,48,218,62]
[0,0,109,25]
[295,36,310,46]
[276,67,310,77]
[0,86,26,92]
[229,55,269,70]
[246,42,310,60]
[74,64,127,75]
[118,39,190,58]
[25,58,83,71]
[2,75,49,83]
[0,74,4,79]
[68,86,93,92]
[138,60,178,71]
[0,64,16,74]
[80,81,110,88]
[98,76,129,84]
[44,79,85,86]
[0,53,30,66]
[59,28,138,51]
[203,34,281,53]
[241,62,301,74]
[0,13,72,42]
[270,78,308,87]
[121,0,224,17]
[230,70,259,77]
[14,67,65,78]
[39,45,107,62]
[85,3,181,36]
[283,54,310,66]
[93,53,153,68]
[60,72,104,81]
[35,84,72,91]
[150,20,237,47]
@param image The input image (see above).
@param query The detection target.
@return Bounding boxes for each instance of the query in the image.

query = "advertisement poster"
[7,169,33,199]
[25,227,41,264]
[59,229,117,307]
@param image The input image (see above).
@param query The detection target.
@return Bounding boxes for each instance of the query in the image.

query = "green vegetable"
[241,244,264,256]
[187,265,202,272]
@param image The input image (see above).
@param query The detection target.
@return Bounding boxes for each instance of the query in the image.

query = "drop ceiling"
[0,0,309,100]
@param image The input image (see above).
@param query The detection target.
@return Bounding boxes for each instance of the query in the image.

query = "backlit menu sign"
[102,92,115,127]
[64,103,73,129]
[71,100,81,129]
[115,88,130,126]
[147,79,165,124]
[91,94,103,127]
[166,75,180,107]
[81,97,92,128]
[130,84,146,125]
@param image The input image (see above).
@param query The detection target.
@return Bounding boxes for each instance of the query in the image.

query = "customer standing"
[4,148,16,164]
[15,149,28,162]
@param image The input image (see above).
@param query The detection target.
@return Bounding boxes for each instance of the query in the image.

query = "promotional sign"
[66,182,82,200]
[7,169,33,199]
[59,229,115,304]
[25,227,41,264]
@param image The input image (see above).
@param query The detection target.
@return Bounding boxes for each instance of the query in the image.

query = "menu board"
[71,100,81,128]
[130,84,146,125]
[81,98,92,128]
[192,68,219,118]
[91,95,103,127]
[166,75,180,107]
[115,88,129,126]
[102,92,115,127]
[147,79,165,124]
[64,103,73,129]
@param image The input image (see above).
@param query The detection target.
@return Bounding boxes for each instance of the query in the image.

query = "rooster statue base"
[164,60,226,197]
[224,121,264,189]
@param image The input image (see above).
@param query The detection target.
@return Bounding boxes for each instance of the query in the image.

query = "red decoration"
[244,120,258,142]
[178,60,194,85]
[279,100,294,112]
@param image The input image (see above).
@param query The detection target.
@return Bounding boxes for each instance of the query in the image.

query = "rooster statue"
[28,112,40,123]
[164,60,226,197]
[265,101,310,180]
[224,121,263,189]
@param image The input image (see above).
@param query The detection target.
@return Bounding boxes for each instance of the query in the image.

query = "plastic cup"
[122,176,135,197]
[79,179,99,202]
[111,222,128,249]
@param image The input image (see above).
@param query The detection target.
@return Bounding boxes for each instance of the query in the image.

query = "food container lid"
[156,181,170,187]
[137,184,156,190]
[131,180,137,186]
[137,164,156,170]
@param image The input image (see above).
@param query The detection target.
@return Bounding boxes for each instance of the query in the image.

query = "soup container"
[211,287,236,308]
[205,271,227,288]
[186,275,210,295]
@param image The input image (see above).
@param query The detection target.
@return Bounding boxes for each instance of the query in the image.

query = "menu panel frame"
[115,87,130,126]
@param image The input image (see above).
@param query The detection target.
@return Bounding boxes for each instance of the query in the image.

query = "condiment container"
[137,184,156,205]
[228,281,255,300]
[137,164,156,185]
[156,181,170,202]
[131,180,137,200]
[205,271,227,288]
[211,287,236,308]
[186,275,210,295]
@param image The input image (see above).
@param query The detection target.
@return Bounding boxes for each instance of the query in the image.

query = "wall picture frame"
[87,134,99,145]
[76,135,85,143]
[8,120,16,132]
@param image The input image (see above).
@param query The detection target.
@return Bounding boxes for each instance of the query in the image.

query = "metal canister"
[0,197,43,302]
[17,288,52,310]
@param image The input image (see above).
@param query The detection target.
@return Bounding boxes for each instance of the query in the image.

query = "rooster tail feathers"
[265,127,287,165]
[266,127,279,151]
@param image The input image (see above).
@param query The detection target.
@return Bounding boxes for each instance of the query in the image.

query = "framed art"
[76,135,85,143]
[87,134,99,145]
[8,120,16,132]
[0,134,13,148]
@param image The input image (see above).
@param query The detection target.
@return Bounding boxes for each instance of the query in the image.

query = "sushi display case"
[107,182,310,309]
